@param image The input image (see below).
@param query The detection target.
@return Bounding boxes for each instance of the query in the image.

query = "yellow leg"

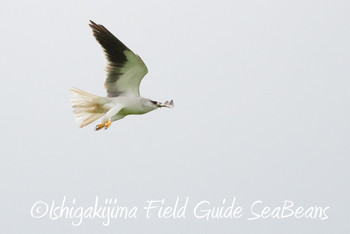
[104,119,112,130]
[95,121,105,131]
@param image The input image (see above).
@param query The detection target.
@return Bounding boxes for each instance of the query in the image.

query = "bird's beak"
[158,100,174,108]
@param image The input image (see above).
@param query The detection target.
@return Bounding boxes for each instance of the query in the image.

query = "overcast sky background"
[0,0,349,233]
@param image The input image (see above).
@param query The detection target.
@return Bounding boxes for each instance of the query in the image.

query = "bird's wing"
[89,20,148,97]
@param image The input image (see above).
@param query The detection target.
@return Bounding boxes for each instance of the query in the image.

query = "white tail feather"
[70,87,108,127]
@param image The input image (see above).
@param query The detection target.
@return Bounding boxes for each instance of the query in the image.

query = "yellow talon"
[105,120,112,130]
[95,122,105,131]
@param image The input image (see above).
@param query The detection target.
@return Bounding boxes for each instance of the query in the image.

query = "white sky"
[0,0,349,233]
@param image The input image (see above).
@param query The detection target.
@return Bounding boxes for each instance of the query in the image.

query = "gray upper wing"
[89,20,148,97]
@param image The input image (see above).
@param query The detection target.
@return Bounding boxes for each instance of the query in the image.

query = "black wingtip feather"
[88,20,129,65]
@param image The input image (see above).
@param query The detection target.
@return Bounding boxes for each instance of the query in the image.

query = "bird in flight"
[71,20,174,130]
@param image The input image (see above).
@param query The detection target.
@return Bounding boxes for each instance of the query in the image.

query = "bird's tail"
[70,87,108,128]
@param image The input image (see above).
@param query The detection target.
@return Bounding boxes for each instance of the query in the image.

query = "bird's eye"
[150,100,157,105]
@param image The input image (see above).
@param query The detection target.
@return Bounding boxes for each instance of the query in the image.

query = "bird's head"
[149,100,174,109]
